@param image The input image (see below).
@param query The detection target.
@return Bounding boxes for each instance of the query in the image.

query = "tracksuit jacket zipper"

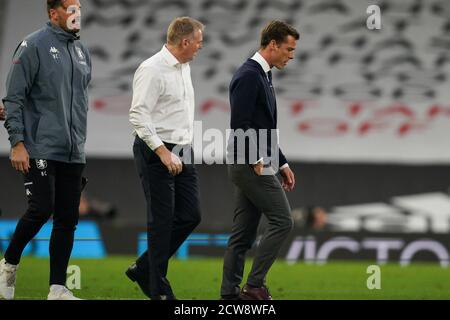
[67,40,75,162]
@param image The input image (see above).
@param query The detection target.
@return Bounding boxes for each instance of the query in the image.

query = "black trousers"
[133,136,201,298]
[4,159,84,285]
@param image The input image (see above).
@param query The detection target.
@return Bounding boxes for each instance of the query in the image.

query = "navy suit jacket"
[228,58,288,167]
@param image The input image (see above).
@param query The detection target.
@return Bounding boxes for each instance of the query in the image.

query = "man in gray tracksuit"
[0,0,91,300]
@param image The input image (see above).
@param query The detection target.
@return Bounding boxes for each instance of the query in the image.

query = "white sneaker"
[47,285,82,300]
[0,258,18,300]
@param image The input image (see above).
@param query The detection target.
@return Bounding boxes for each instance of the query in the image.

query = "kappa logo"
[24,182,33,196]
[49,46,59,60]
[36,159,47,170]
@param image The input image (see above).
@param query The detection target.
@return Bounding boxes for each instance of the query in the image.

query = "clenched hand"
[11,142,30,174]
[155,145,183,176]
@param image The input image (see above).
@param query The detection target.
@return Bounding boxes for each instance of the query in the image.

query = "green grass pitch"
[9,256,450,300]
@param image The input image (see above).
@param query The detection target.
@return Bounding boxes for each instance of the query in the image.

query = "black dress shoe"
[126,263,177,300]
[125,263,151,298]
[239,284,273,300]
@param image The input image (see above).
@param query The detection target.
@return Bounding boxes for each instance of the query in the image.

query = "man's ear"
[49,8,58,21]
[181,38,190,48]
[269,39,278,50]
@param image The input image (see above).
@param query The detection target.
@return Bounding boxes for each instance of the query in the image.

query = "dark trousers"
[4,159,84,285]
[133,136,201,298]
[221,165,293,297]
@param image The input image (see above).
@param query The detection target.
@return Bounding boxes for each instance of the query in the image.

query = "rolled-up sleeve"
[129,65,164,150]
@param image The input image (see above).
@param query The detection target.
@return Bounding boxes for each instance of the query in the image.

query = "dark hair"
[260,20,300,48]
[47,0,63,14]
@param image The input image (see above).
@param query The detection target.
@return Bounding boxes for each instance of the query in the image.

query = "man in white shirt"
[127,16,204,300]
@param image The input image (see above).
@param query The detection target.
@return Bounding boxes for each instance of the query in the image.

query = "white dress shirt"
[130,45,195,150]
[251,52,271,79]
[250,52,289,170]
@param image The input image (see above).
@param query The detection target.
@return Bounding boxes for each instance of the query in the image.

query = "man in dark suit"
[221,20,299,300]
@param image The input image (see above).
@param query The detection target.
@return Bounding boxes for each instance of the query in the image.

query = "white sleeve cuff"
[280,163,289,170]
[144,134,164,151]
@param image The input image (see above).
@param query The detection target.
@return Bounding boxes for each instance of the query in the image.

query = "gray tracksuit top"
[3,22,91,164]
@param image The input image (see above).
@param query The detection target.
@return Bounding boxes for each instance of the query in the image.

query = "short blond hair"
[167,17,204,46]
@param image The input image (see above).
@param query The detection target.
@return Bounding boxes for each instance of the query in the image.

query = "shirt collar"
[161,45,182,67]
[251,52,271,74]
[46,21,80,42]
